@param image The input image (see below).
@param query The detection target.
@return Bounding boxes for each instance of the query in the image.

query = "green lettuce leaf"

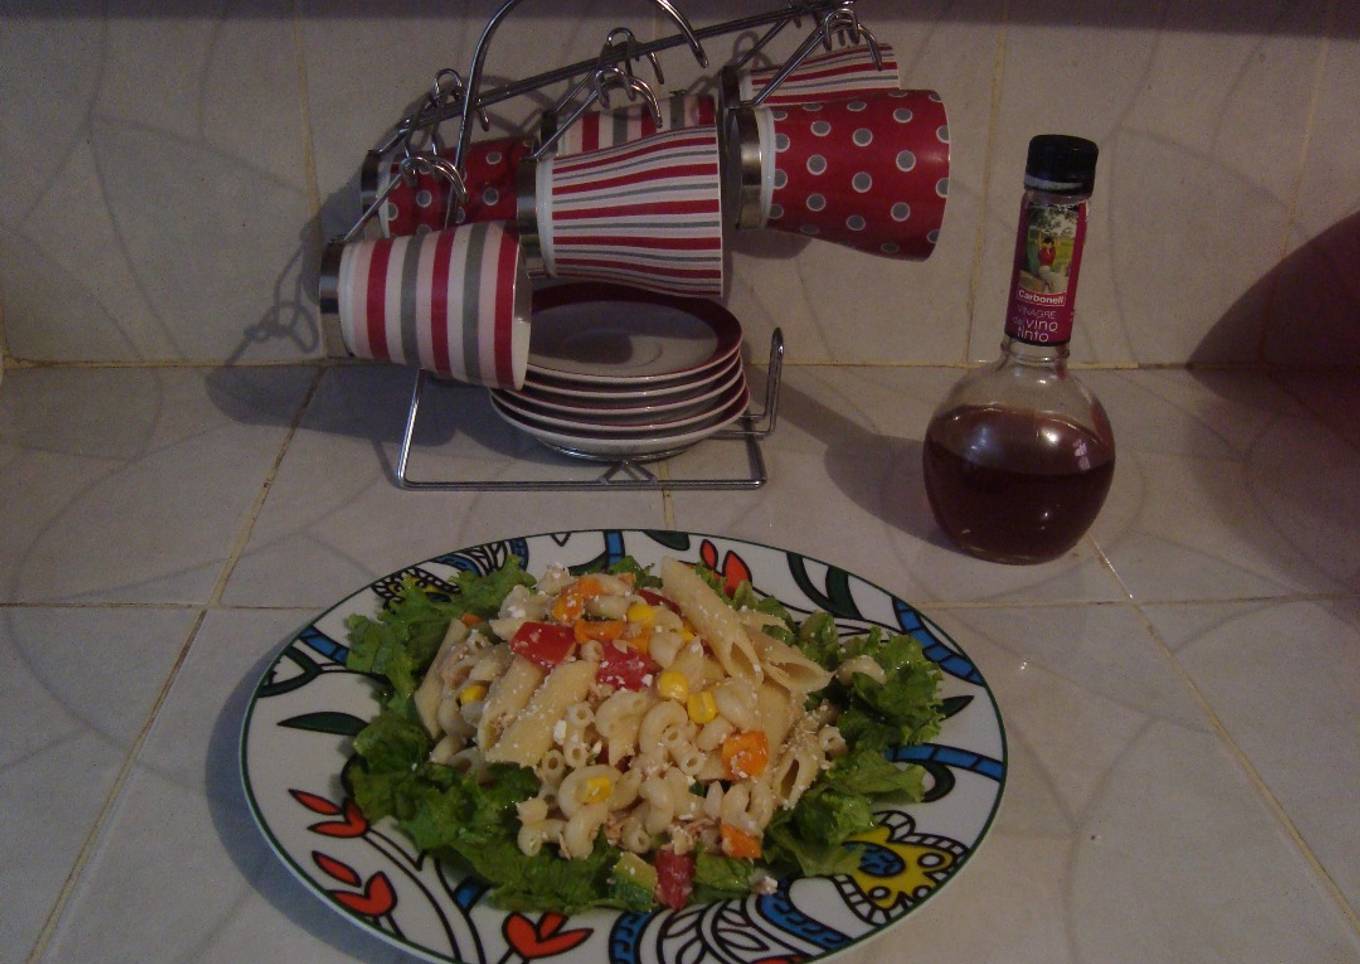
[605,555,664,589]
[820,747,926,799]
[693,853,755,900]
[345,562,534,699]
[728,580,795,627]
[762,813,861,877]
[344,614,420,701]
[792,788,875,844]
[795,612,843,669]
[457,836,620,913]
[845,632,944,748]
[454,557,536,618]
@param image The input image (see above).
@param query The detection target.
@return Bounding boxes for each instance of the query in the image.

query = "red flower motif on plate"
[330,871,396,917]
[308,799,369,838]
[313,851,362,887]
[699,539,753,595]
[503,911,593,960]
[290,788,342,816]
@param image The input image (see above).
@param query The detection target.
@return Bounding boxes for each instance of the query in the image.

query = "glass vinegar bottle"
[923,135,1115,564]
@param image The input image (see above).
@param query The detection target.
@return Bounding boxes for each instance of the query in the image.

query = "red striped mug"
[545,93,717,157]
[359,137,530,237]
[319,223,531,388]
[724,90,949,259]
[725,42,901,107]
[529,125,724,298]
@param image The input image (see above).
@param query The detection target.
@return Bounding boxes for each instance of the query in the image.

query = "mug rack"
[336,0,882,491]
[394,329,782,491]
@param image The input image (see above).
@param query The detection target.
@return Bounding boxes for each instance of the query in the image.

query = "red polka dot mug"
[723,90,949,260]
[359,137,530,238]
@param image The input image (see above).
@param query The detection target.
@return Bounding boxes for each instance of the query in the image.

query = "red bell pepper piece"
[654,848,695,910]
[509,621,577,671]
[596,641,656,691]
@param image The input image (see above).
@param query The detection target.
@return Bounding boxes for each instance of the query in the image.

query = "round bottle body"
[923,341,1115,564]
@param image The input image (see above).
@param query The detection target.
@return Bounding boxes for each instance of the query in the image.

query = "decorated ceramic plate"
[527,284,742,384]
[508,357,745,421]
[491,372,746,433]
[240,530,1006,964]
[488,388,750,460]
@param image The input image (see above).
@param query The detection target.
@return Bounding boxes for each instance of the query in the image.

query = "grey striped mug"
[319,223,531,388]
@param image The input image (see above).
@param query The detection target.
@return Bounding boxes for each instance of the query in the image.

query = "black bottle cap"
[1025,134,1098,194]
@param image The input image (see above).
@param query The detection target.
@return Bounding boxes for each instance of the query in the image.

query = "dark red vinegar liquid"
[923,405,1115,563]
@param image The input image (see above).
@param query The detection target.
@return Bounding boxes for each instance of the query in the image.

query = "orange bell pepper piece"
[721,730,769,780]
[720,823,762,859]
[551,576,604,622]
[574,618,625,644]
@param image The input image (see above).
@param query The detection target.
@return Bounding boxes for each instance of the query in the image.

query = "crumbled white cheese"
[552,720,568,744]
[641,674,654,687]
[751,873,778,895]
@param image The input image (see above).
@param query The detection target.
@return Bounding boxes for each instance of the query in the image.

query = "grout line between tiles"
[0,592,1355,614]
[5,357,1360,374]
[291,0,322,232]
[3,356,351,370]
[1088,535,1135,601]
[27,607,210,963]
[206,367,325,606]
[657,461,677,529]
[1129,604,1360,934]
[0,600,201,611]
[963,1,1009,366]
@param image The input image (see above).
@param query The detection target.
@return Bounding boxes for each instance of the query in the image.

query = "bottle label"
[1003,196,1087,345]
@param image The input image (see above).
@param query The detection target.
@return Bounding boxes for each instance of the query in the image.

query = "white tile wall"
[0,1,1356,367]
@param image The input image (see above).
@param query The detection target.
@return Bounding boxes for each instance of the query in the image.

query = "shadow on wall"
[1193,209,1360,366]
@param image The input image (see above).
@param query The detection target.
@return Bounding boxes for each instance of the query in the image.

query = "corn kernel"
[458,682,488,705]
[679,621,696,643]
[626,602,655,627]
[580,775,613,805]
[687,690,718,724]
[657,669,689,702]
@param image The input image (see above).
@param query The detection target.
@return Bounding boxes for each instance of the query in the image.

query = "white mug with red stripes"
[724,42,901,107]
[319,223,531,389]
[545,93,716,157]
[530,124,724,298]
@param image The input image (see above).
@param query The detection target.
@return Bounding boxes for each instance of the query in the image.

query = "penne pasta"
[486,659,597,766]
[476,655,545,751]
[413,618,470,737]
[752,630,833,694]
[661,558,763,682]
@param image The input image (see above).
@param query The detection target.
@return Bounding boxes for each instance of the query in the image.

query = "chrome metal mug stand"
[332,0,880,491]
[394,328,782,491]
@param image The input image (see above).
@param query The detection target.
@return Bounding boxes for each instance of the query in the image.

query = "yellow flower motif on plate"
[835,812,969,926]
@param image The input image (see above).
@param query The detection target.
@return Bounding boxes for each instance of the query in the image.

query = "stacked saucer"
[490,283,749,460]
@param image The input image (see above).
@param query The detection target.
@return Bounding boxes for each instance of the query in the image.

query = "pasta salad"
[343,555,944,912]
